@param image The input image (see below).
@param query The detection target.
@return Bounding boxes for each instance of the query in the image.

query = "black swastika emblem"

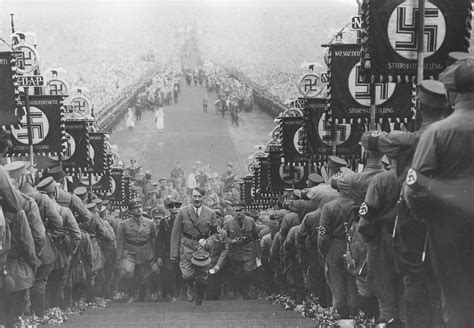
[349,63,395,106]
[298,74,323,97]
[388,2,446,60]
[14,45,38,75]
[11,106,49,145]
[279,164,305,185]
[318,113,351,146]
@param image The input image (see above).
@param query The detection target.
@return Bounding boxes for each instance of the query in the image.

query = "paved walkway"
[57,300,314,328]
[110,82,275,178]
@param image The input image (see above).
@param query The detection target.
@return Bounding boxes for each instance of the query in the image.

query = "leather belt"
[126,240,148,247]
[182,232,206,241]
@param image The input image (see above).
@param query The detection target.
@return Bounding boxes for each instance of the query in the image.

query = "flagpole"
[417,0,426,85]
[24,87,34,163]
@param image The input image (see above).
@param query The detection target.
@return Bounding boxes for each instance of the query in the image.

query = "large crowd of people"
[1,53,474,328]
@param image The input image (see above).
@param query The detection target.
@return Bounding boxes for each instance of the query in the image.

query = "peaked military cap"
[418,80,449,108]
[441,56,474,93]
[308,173,324,184]
[36,176,57,193]
[4,161,27,179]
[328,156,347,169]
[48,166,66,180]
[86,203,97,211]
[128,198,142,210]
[191,249,211,267]
[73,186,87,197]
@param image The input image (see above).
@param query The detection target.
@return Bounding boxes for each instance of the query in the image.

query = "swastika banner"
[360,0,472,82]
[269,151,308,191]
[281,117,305,163]
[87,132,107,175]
[108,168,125,206]
[328,43,413,122]
[61,121,89,173]
[66,174,113,196]
[0,52,21,127]
[305,98,362,158]
[8,95,64,156]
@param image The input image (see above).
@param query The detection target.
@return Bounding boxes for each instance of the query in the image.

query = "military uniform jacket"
[283,225,301,264]
[155,216,174,261]
[55,205,81,269]
[223,215,260,262]
[18,191,45,267]
[318,196,358,257]
[260,233,273,261]
[296,209,322,252]
[56,188,91,224]
[22,183,64,265]
[362,169,401,227]
[6,210,35,291]
[286,199,319,223]
[116,216,156,264]
[170,205,217,260]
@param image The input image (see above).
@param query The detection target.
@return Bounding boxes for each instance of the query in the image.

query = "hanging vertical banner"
[0,52,21,126]
[88,132,106,175]
[281,116,305,162]
[360,0,472,82]
[241,175,254,206]
[269,151,307,192]
[66,174,112,195]
[257,156,270,193]
[8,95,65,157]
[61,120,89,173]
[108,168,125,205]
[305,98,362,158]
[328,43,413,122]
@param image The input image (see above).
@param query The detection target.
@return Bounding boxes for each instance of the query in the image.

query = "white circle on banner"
[13,44,39,75]
[46,79,69,96]
[348,62,396,106]
[62,132,76,161]
[106,176,116,197]
[387,0,446,60]
[293,127,304,155]
[318,113,351,146]
[78,173,101,186]
[11,106,49,145]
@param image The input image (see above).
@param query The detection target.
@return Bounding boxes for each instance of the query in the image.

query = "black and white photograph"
[0,0,473,327]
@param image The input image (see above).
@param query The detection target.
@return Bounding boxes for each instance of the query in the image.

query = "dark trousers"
[46,263,70,308]
[31,262,54,316]
[0,289,27,328]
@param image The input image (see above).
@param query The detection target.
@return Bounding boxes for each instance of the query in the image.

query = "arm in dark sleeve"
[70,194,92,223]
[317,204,332,258]
[38,194,63,238]
[155,225,163,260]
[170,210,183,259]
[296,216,309,252]
[17,210,37,268]
[24,196,46,258]
[252,221,261,258]
[82,232,93,279]
[64,208,81,253]
[270,233,281,264]
[150,222,157,260]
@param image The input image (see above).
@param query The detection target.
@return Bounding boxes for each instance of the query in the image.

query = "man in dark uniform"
[38,177,81,309]
[116,198,156,302]
[404,57,474,327]
[48,166,91,224]
[362,79,450,327]
[318,174,359,318]
[222,202,261,299]
[156,199,182,302]
[221,163,237,191]
[170,187,218,305]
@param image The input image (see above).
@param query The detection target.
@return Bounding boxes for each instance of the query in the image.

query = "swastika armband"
[318,226,327,236]
[405,168,431,192]
[359,202,376,222]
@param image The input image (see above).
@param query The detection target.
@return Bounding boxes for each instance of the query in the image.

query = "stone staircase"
[56,299,315,328]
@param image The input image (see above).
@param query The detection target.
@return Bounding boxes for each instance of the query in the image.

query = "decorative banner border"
[360,0,472,82]
[0,52,21,127]
[281,116,306,163]
[61,120,90,173]
[269,151,308,192]
[109,168,125,206]
[328,43,414,123]
[304,98,362,158]
[7,95,65,157]
[87,132,107,175]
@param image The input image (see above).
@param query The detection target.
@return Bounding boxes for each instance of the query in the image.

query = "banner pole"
[24,87,34,164]
[417,0,426,85]
[369,77,376,130]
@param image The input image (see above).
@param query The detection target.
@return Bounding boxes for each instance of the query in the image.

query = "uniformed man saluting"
[170,187,218,305]
[116,198,156,303]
